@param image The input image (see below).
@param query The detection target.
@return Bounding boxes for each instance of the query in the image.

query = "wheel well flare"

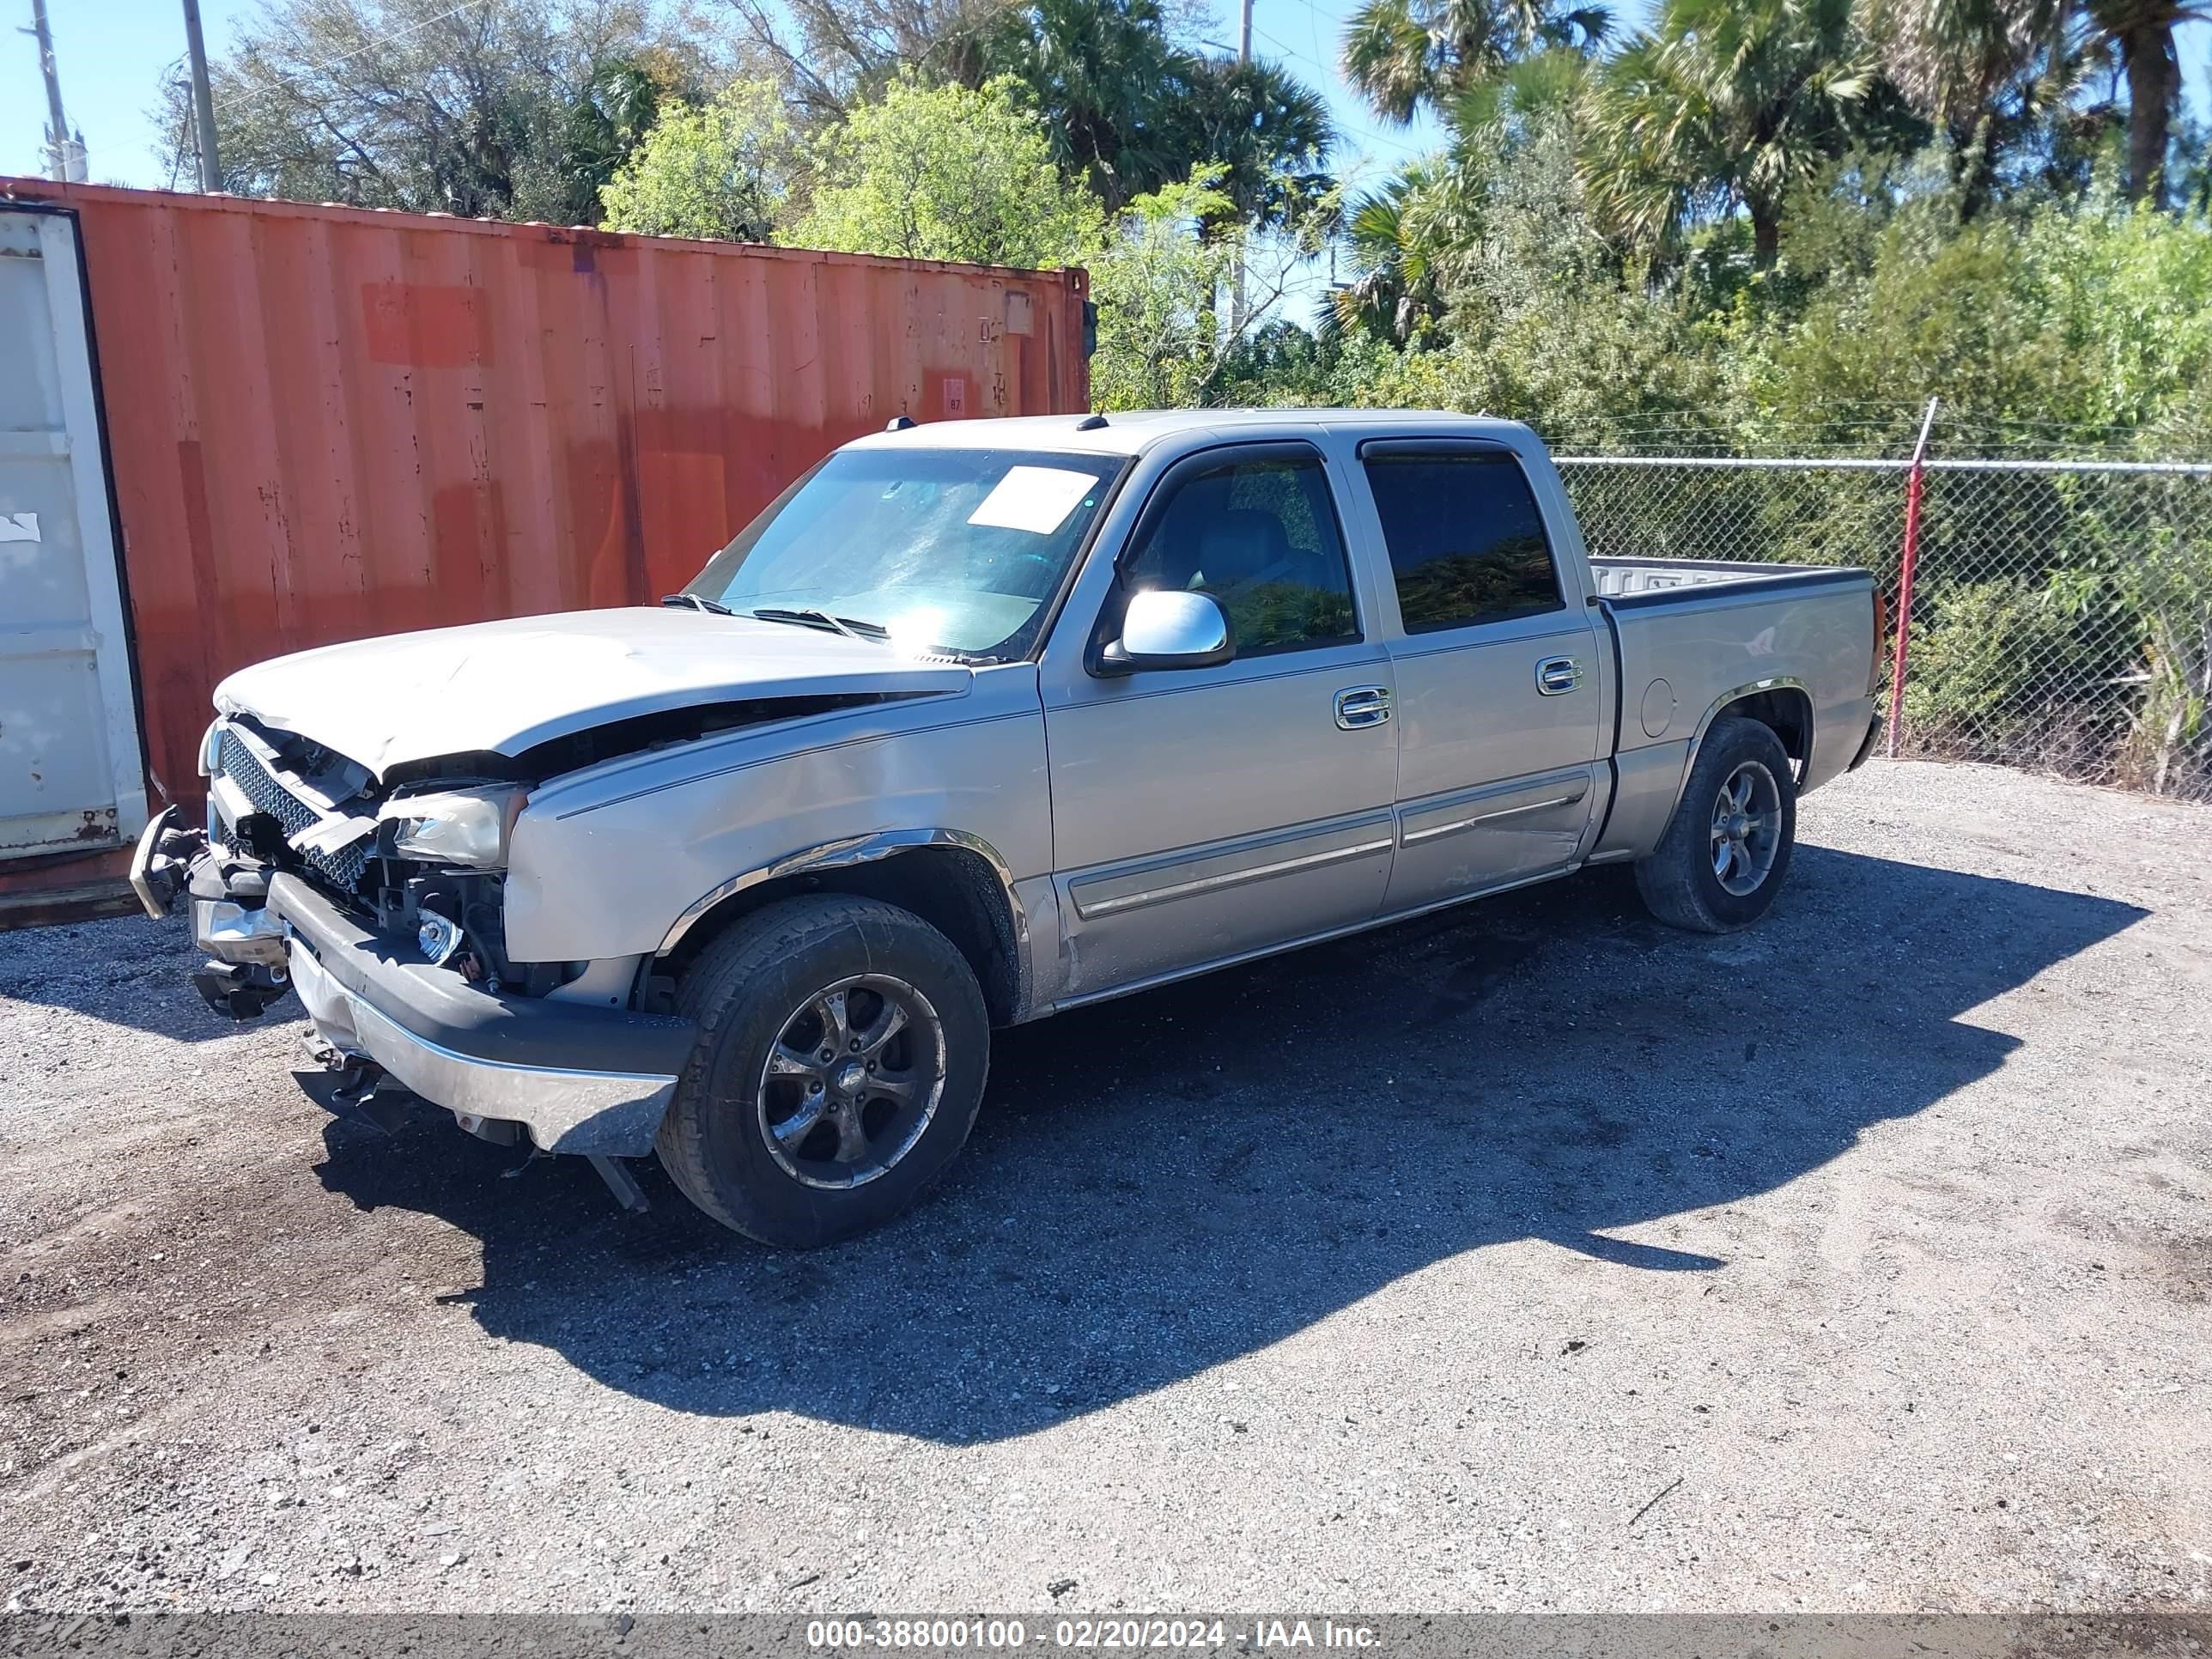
[663,842,1023,1026]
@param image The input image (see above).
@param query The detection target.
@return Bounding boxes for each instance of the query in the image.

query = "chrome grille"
[216,729,373,890]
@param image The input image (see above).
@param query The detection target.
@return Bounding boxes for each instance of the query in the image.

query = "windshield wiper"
[659,592,733,615]
[749,606,889,642]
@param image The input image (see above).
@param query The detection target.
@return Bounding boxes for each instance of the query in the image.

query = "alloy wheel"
[1710,760,1783,897]
[755,975,948,1190]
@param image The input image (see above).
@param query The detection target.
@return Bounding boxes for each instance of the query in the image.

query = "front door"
[1357,440,1605,911]
[1042,441,1398,1001]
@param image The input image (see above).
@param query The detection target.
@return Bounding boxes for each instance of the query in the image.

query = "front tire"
[1633,714,1797,933]
[655,895,990,1248]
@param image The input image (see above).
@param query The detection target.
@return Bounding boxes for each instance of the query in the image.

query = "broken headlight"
[378,786,525,870]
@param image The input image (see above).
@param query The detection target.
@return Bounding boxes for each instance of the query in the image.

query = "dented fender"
[501,664,1056,975]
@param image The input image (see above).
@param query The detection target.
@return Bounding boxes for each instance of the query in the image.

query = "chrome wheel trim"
[755,974,948,1190]
[1710,759,1783,897]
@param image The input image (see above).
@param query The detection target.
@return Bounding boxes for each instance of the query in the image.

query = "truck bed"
[1583,553,1880,865]
[1588,556,1871,604]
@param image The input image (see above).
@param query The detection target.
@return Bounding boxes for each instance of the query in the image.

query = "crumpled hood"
[213,607,972,777]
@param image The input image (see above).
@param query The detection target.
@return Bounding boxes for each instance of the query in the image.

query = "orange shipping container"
[0,179,1090,828]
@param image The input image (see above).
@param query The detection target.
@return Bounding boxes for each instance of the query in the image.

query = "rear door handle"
[1534,656,1583,696]
[1334,685,1392,730]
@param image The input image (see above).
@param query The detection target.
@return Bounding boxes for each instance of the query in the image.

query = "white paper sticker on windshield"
[966,466,1097,536]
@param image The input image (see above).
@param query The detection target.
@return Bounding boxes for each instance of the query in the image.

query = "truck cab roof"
[841,408,1542,460]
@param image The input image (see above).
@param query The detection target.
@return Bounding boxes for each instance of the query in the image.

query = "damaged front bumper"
[132,806,696,1158]
[270,873,695,1158]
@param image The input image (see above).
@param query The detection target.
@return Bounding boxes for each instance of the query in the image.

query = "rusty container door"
[0,179,1091,818]
[0,204,148,860]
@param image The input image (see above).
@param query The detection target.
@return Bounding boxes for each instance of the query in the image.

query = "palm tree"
[1326,168,1450,343]
[979,0,1188,209]
[1858,0,2070,210]
[1160,56,1335,231]
[979,0,1334,217]
[1863,0,2204,204]
[1327,50,1587,344]
[1582,0,1876,267]
[2081,0,2208,203]
[1340,0,1611,124]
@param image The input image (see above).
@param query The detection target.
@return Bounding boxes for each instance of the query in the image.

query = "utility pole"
[22,0,87,181]
[1228,0,1253,336]
[182,0,222,191]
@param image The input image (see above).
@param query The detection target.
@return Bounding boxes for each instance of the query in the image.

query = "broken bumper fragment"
[128,805,199,921]
[131,804,295,1016]
[269,874,695,1157]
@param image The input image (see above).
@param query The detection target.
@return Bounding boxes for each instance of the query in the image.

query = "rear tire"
[1633,714,1797,934]
[654,894,990,1248]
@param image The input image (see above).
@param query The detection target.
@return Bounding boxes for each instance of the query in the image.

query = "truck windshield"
[682,447,1125,660]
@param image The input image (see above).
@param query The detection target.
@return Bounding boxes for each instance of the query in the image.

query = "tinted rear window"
[1364,451,1563,631]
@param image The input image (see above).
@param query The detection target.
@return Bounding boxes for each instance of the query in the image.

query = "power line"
[1282,0,1331,81]
[1244,17,1435,161]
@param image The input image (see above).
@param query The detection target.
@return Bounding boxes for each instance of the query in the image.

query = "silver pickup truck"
[132,410,1883,1247]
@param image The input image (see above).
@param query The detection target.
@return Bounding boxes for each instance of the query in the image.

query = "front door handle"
[1334,685,1392,730]
[1534,656,1583,696]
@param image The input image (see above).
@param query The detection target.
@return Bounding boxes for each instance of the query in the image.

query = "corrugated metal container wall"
[0,180,1089,811]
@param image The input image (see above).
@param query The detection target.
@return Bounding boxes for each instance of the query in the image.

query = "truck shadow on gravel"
[0,911,234,1042]
[312,843,2144,1443]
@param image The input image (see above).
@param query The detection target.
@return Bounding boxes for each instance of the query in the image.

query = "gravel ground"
[2,758,2208,1616]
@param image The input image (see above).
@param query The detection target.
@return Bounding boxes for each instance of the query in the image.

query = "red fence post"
[1887,397,1941,760]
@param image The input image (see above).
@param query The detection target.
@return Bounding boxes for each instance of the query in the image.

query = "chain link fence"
[1553,453,2212,802]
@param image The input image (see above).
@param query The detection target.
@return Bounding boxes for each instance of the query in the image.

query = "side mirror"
[1097,588,1235,676]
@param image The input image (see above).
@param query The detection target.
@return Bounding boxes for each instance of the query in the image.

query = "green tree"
[158,0,690,218]
[1340,0,1611,125]
[975,0,1334,222]
[1856,0,2069,212]
[1317,96,1740,441]
[1328,167,1455,346]
[1214,318,1348,405]
[1328,52,1590,348]
[976,0,1188,208]
[2081,0,2209,204]
[1581,0,1889,266]
[598,81,799,241]
[547,59,670,226]
[788,73,1104,265]
[1747,190,2212,438]
[716,0,1012,123]
[1154,55,1335,231]
[1086,170,1240,407]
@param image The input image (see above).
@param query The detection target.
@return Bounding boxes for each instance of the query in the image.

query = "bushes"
[1899,580,2102,755]
[1747,191,2212,450]
[597,82,797,242]
[2110,520,2212,795]
[788,76,1106,269]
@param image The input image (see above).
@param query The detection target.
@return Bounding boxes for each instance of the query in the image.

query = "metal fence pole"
[1887,398,1941,759]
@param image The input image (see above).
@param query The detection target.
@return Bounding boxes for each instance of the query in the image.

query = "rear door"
[1355,438,1605,911]
[0,206,147,861]
[1040,440,1399,1000]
